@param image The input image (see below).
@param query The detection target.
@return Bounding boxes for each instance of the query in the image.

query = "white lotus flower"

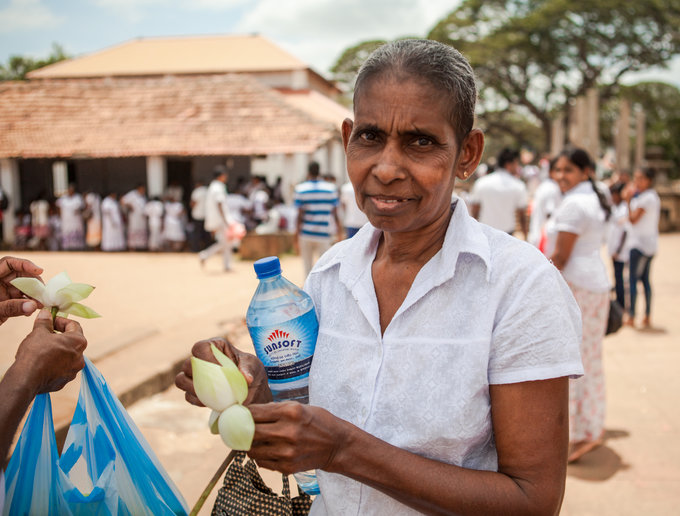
[218,404,255,451]
[192,344,255,451]
[11,271,100,320]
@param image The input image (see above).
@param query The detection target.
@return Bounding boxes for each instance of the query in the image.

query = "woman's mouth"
[369,195,413,211]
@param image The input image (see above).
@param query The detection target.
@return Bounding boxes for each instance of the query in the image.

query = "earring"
[463,170,470,178]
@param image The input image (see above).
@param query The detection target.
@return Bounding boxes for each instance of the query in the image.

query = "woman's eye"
[414,137,433,146]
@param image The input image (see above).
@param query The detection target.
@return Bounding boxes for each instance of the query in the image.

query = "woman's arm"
[550,231,578,270]
[248,377,569,516]
[627,204,645,225]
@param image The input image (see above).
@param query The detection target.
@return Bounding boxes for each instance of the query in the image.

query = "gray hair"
[353,39,477,144]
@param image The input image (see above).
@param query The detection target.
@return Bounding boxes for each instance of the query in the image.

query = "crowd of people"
[469,144,661,463]
[6,173,294,255]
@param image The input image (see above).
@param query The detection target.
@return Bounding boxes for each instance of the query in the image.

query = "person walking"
[198,167,233,271]
[623,167,661,328]
[608,182,631,311]
[547,148,611,463]
[162,196,186,252]
[470,148,528,239]
[294,161,342,276]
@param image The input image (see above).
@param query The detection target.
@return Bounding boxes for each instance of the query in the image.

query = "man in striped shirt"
[295,161,342,277]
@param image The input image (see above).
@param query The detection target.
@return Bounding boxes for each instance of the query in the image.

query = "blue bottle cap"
[253,256,282,279]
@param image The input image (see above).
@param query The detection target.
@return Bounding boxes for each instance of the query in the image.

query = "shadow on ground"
[567,429,630,481]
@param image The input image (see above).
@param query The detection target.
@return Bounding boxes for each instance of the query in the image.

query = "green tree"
[0,43,69,81]
[428,0,680,151]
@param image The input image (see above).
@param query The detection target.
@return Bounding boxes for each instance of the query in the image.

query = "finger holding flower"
[0,256,44,324]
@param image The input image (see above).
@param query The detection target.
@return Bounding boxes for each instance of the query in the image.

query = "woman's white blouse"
[628,189,660,256]
[305,199,583,516]
[546,181,610,293]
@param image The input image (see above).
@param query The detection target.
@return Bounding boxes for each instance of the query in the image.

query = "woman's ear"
[341,118,354,151]
[455,129,485,180]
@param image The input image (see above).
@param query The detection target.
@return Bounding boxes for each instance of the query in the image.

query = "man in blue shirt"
[294,162,342,277]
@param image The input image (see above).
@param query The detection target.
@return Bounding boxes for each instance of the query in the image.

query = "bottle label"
[249,309,318,385]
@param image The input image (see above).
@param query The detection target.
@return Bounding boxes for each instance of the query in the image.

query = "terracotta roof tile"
[0,74,337,159]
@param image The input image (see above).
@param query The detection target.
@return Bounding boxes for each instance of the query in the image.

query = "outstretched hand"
[175,337,273,406]
[0,256,43,325]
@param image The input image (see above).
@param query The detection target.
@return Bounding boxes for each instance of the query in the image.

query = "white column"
[0,158,20,244]
[146,156,166,198]
[53,161,68,197]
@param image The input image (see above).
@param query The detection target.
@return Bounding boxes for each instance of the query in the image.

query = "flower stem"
[189,450,236,516]
[50,306,58,324]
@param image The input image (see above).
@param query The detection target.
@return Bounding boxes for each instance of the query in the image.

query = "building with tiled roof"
[0,35,351,242]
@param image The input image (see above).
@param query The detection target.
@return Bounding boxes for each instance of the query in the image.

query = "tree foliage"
[330,39,388,96]
[428,0,680,150]
[0,43,69,81]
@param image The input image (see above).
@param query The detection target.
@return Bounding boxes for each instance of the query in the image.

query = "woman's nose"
[372,142,407,184]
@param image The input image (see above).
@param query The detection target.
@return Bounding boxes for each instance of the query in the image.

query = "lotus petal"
[191,357,237,411]
[62,303,101,319]
[210,344,248,404]
[55,283,95,307]
[10,277,46,303]
[218,404,255,451]
[43,272,72,306]
[208,410,221,435]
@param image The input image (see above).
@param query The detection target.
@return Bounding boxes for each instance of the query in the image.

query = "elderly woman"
[546,148,611,463]
[177,40,582,515]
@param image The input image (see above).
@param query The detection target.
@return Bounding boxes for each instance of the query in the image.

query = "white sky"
[1,0,678,84]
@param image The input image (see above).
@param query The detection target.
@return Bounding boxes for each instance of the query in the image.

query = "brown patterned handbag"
[211,451,313,516]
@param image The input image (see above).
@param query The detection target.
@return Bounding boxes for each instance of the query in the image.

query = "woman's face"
[342,75,480,235]
[633,170,651,191]
[553,156,589,194]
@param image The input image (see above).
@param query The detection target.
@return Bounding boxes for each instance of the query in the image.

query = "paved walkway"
[3,234,679,514]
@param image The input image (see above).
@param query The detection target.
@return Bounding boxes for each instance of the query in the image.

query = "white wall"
[0,158,19,243]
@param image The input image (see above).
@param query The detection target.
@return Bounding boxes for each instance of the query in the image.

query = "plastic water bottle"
[246,256,320,495]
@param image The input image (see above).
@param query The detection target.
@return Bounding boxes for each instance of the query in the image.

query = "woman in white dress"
[144,197,165,251]
[162,198,186,252]
[121,185,148,250]
[547,148,611,463]
[101,193,126,252]
[55,184,85,250]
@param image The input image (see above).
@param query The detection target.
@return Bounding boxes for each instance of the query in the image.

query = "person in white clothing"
[527,158,562,251]
[100,193,126,252]
[144,197,165,251]
[623,167,661,328]
[121,185,148,251]
[55,184,85,250]
[607,182,632,311]
[340,180,369,238]
[177,40,583,516]
[199,168,233,271]
[29,195,50,250]
[470,148,528,239]
[84,192,102,250]
[189,181,210,252]
[162,198,186,252]
[547,148,611,463]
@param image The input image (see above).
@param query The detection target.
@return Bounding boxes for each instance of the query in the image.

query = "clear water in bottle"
[246,256,320,495]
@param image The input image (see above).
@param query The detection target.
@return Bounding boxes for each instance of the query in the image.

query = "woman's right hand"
[175,337,273,406]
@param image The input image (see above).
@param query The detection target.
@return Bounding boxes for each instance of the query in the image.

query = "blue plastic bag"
[3,358,188,516]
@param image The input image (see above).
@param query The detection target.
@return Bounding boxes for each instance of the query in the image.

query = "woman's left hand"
[248,402,348,475]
